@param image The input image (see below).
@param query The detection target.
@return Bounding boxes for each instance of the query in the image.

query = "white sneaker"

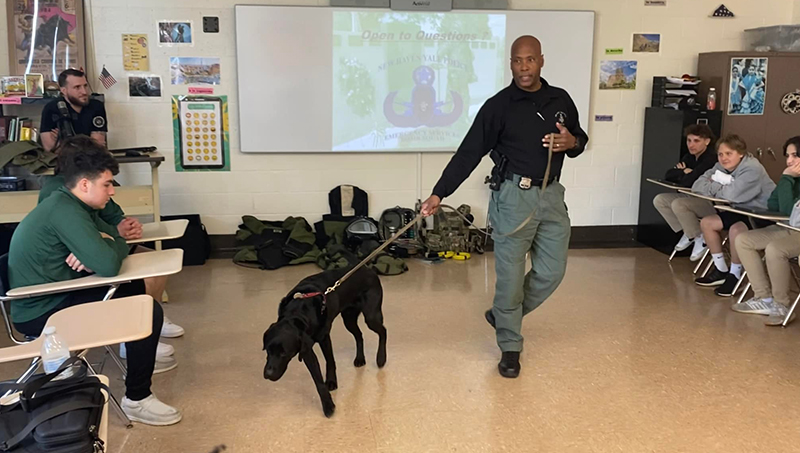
[121,394,182,426]
[764,304,796,326]
[120,342,174,359]
[153,355,178,375]
[674,234,693,252]
[161,316,185,338]
[690,237,708,261]
[731,298,780,316]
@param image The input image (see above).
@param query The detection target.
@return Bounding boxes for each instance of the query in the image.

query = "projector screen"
[235,6,594,153]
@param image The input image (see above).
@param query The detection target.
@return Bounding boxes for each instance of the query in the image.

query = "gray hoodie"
[691,155,776,210]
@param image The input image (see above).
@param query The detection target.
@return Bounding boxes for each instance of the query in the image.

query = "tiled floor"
[2,248,800,452]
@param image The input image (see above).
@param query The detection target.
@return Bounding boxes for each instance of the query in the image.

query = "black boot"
[498,352,520,378]
[485,309,495,329]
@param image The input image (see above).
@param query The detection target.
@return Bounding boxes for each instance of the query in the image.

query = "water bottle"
[707,88,717,110]
[41,326,74,379]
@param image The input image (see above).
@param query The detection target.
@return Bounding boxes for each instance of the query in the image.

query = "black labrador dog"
[262,266,387,417]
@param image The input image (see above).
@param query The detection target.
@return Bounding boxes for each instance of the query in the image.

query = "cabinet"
[697,52,800,180]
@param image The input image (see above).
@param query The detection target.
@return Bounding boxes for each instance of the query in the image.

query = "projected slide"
[332,12,506,151]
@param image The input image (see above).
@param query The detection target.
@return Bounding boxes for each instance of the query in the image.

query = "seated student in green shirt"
[39,162,186,350]
[8,136,182,426]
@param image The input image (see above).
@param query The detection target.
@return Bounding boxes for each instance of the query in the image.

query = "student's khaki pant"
[736,225,800,306]
[653,193,716,238]
[489,177,570,353]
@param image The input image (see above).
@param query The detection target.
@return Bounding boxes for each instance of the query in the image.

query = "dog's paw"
[326,379,338,391]
[323,400,336,418]
[377,349,387,368]
[353,356,366,367]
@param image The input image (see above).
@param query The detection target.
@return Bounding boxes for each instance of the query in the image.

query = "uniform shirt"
[38,174,126,227]
[39,97,108,136]
[663,148,718,188]
[8,187,129,323]
[432,78,588,199]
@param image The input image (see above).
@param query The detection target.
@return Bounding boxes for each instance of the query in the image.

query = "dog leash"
[324,212,424,296]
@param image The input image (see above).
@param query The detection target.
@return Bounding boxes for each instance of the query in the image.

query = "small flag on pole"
[98,66,117,89]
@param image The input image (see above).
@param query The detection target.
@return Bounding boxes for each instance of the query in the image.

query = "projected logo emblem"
[383,66,463,128]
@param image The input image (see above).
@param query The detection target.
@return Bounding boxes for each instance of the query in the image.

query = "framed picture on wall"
[6,0,86,81]
[728,57,767,116]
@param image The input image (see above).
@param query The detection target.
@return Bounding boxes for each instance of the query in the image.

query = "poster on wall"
[158,21,193,46]
[122,34,150,71]
[170,57,220,85]
[6,0,85,80]
[632,34,660,53]
[599,60,637,90]
[172,95,230,172]
[129,76,161,97]
[728,57,767,116]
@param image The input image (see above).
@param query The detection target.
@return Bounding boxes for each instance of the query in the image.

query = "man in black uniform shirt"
[420,36,589,378]
[40,69,108,152]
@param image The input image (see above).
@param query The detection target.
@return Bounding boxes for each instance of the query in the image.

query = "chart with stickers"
[172,96,230,171]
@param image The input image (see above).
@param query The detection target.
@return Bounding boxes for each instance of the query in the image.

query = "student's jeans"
[14,279,162,401]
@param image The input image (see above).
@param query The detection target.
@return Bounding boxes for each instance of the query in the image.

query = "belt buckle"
[519,177,532,190]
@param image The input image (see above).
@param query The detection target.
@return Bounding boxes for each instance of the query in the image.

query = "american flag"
[98,66,117,89]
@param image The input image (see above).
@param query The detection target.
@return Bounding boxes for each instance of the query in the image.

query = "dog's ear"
[262,322,277,351]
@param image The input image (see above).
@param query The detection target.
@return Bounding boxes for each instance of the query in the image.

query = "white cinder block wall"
[0,0,796,234]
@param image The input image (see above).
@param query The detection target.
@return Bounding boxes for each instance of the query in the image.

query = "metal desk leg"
[150,161,162,251]
[737,282,751,304]
[783,293,799,327]
[731,271,747,296]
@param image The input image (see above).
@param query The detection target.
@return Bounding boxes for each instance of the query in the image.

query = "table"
[646,178,684,190]
[677,189,730,204]
[6,249,183,299]
[776,221,800,233]
[127,219,189,245]
[714,205,790,222]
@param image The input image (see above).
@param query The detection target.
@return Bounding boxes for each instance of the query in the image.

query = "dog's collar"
[293,291,326,312]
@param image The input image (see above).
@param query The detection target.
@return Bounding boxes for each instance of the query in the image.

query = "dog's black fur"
[262,266,387,417]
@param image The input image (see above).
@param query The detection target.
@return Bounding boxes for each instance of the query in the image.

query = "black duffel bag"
[153,214,211,266]
[0,358,107,452]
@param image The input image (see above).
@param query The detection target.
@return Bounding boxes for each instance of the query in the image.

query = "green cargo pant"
[488,175,571,352]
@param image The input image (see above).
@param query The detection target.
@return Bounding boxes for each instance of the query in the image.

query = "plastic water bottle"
[41,326,74,379]
[707,88,717,110]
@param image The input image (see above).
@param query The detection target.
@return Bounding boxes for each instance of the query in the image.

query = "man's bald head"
[511,35,542,56]
[510,35,544,92]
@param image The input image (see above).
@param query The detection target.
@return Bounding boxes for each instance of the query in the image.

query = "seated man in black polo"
[8,136,181,426]
[40,69,108,152]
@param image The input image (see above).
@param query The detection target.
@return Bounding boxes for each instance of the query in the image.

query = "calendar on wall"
[172,95,230,172]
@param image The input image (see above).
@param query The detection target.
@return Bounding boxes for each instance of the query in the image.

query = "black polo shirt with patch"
[432,78,589,199]
[39,98,108,136]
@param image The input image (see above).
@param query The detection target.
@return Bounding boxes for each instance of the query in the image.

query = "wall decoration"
[129,76,161,97]
[1,76,26,96]
[728,58,766,115]
[170,57,220,85]
[6,0,86,80]
[122,34,150,71]
[595,115,614,122]
[172,95,230,172]
[781,91,800,115]
[24,73,44,97]
[712,5,734,17]
[645,0,666,5]
[158,21,193,46]
[632,34,660,53]
[605,48,624,55]
[599,60,637,90]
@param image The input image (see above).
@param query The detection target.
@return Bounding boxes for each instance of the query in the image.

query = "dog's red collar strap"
[293,292,327,312]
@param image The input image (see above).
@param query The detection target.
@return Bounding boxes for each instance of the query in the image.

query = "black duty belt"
[502,171,559,190]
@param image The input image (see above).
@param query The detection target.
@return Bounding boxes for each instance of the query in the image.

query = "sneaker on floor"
[714,274,740,297]
[161,316,185,338]
[731,297,780,315]
[153,355,178,375]
[120,342,174,360]
[765,307,796,326]
[690,239,708,262]
[674,234,693,252]
[695,268,727,287]
[121,395,182,426]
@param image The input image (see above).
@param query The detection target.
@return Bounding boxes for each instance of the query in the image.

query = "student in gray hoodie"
[691,134,776,293]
